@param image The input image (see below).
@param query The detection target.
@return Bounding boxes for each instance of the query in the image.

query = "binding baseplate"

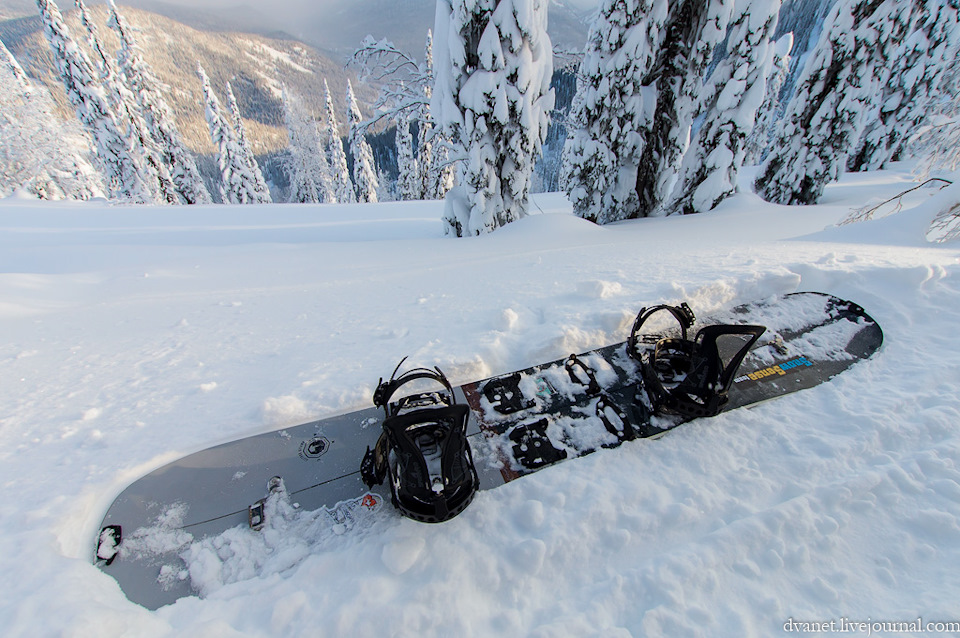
[361,359,479,523]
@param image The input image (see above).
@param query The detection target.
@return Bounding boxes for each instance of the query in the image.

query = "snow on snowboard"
[95,292,882,609]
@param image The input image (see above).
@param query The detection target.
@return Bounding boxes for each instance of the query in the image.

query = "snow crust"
[1,162,960,636]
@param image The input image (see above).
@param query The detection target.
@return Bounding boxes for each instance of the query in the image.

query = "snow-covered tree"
[321,79,355,204]
[36,0,154,203]
[849,0,960,172]
[225,81,272,203]
[755,0,904,205]
[107,0,211,204]
[417,31,435,200]
[0,36,103,199]
[433,0,555,236]
[744,32,793,166]
[198,64,269,204]
[282,87,332,204]
[562,0,734,223]
[74,0,178,205]
[560,0,669,224]
[395,111,420,200]
[633,0,734,217]
[664,0,781,216]
[346,80,380,203]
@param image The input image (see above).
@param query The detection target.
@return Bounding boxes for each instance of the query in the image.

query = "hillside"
[0,4,375,155]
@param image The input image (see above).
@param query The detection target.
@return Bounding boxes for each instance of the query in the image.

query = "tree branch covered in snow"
[351,35,432,132]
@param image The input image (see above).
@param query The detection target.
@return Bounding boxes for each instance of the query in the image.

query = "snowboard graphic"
[95,292,883,609]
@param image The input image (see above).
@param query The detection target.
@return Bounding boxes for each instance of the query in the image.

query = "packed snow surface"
[1,164,959,636]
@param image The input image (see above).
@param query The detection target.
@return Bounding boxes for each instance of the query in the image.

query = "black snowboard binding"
[360,359,479,523]
[628,303,765,419]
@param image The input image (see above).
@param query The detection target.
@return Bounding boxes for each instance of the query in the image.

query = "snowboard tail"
[95,292,882,609]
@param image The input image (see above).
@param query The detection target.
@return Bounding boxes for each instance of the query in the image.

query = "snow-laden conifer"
[633,0,735,217]
[36,0,154,203]
[664,0,781,216]
[417,31,435,200]
[198,64,268,204]
[396,111,420,200]
[346,80,380,203]
[744,32,793,166]
[225,82,272,203]
[321,80,355,204]
[849,0,960,171]
[108,0,211,204]
[560,0,669,224]
[563,0,734,222]
[0,36,103,199]
[75,0,178,205]
[755,0,903,205]
[433,0,554,236]
[282,87,332,204]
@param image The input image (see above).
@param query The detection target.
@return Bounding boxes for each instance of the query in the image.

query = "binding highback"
[629,304,765,418]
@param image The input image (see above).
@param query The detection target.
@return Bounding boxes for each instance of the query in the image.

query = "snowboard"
[94,292,883,609]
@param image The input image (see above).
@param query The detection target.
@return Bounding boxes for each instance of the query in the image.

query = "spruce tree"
[633,0,734,217]
[108,0,211,204]
[282,88,332,204]
[322,79,355,204]
[36,0,154,203]
[912,53,960,179]
[346,80,380,203]
[198,64,268,204]
[755,0,903,205]
[396,112,420,200]
[664,0,781,216]
[433,0,554,236]
[75,0,178,204]
[561,0,669,224]
[225,81,272,203]
[563,0,734,222]
[417,31,435,200]
[849,0,960,171]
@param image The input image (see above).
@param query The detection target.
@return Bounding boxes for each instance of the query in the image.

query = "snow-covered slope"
[1,164,959,636]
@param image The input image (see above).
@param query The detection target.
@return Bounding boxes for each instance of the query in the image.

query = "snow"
[2,162,960,636]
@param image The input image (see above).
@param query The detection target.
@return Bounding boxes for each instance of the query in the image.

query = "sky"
[0,0,596,58]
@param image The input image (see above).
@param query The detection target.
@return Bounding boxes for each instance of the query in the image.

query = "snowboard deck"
[94,292,883,609]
